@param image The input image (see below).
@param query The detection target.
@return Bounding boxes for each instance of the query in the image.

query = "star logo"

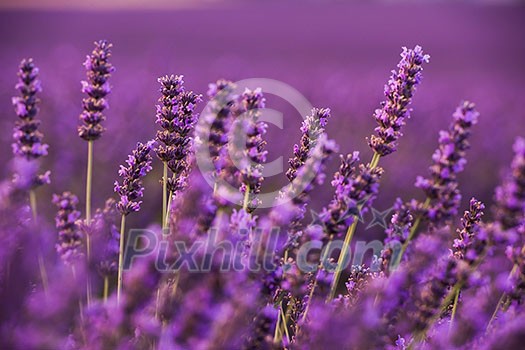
[366,207,393,230]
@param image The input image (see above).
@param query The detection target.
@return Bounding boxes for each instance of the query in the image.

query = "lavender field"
[1,3,525,349]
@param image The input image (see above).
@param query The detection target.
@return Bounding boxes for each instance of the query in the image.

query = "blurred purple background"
[1,3,524,238]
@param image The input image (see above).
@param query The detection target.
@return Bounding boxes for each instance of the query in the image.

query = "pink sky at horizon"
[0,0,519,10]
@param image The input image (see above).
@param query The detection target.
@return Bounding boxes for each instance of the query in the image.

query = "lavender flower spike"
[53,192,83,264]
[415,101,479,226]
[78,40,114,141]
[368,45,430,156]
[494,137,525,231]
[319,152,384,240]
[12,58,48,160]
[453,197,486,264]
[155,75,202,194]
[114,141,154,216]
[287,107,331,182]
[235,88,267,210]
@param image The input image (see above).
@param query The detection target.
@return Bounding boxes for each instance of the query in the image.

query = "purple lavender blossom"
[319,152,384,240]
[155,75,202,194]
[78,40,114,141]
[201,79,237,173]
[92,198,120,276]
[114,141,154,215]
[381,198,414,271]
[368,46,430,156]
[494,137,525,231]
[53,192,83,264]
[286,108,331,182]
[276,135,338,251]
[453,197,486,265]
[12,58,48,160]
[415,101,480,226]
[233,88,267,210]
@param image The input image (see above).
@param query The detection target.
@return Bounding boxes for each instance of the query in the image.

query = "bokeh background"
[1,1,524,240]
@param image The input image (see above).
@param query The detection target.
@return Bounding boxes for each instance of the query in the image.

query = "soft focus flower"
[114,141,154,215]
[53,191,83,264]
[416,101,480,226]
[12,58,48,160]
[319,152,384,240]
[286,107,331,182]
[494,137,525,231]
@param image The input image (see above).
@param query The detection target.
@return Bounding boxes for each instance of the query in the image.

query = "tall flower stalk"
[235,88,267,211]
[53,192,83,265]
[12,58,50,218]
[114,141,154,304]
[328,46,429,300]
[78,40,114,265]
[393,101,479,267]
[486,137,525,327]
[12,58,50,294]
[154,75,201,229]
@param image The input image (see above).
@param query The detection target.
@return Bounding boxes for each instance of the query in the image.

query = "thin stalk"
[243,185,250,211]
[327,152,381,302]
[85,140,93,257]
[103,276,109,303]
[164,191,173,229]
[155,287,161,321]
[328,222,357,301]
[273,304,283,344]
[301,236,334,323]
[162,162,168,226]
[280,304,291,344]
[409,283,462,347]
[487,264,518,331]
[30,189,49,297]
[449,289,460,331]
[392,197,432,269]
[37,253,49,297]
[117,214,126,305]
[85,140,94,307]
[29,189,37,221]
[72,265,88,346]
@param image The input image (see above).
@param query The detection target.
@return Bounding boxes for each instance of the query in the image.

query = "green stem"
[162,162,168,226]
[449,288,460,331]
[85,141,94,306]
[155,287,161,321]
[29,189,37,221]
[243,185,250,211]
[327,152,381,302]
[280,304,291,344]
[328,222,357,301]
[86,140,93,256]
[117,214,126,305]
[301,236,334,324]
[487,264,518,331]
[30,189,49,297]
[273,303,283,344]
[410,283,462,346]
[103,276,109,303]
[164,191,173,229]
[37,252,49,297]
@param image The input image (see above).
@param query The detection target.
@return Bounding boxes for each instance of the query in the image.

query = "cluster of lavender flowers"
[2,42,525,350]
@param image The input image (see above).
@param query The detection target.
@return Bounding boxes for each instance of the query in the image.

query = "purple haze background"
[0,3,524,238]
